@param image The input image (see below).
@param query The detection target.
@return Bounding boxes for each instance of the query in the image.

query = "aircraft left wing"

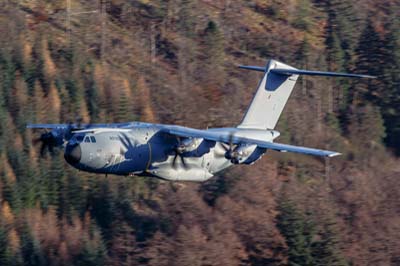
[26,122,132,130]
[161,125,340,157]
[27,124,71,129]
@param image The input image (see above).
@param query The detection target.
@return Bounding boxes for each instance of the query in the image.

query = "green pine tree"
[19,223,44,266]
[74,240,106,266]
[277,199,315,266]
[0,225,13,266]
[311,219,349,266]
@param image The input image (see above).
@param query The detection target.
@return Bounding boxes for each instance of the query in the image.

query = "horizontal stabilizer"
[238,64,376,79]
[238,65,265,72]
[271,69,376,79]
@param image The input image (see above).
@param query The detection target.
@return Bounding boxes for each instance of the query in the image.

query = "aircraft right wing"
[247,140,340,157]
[161,125,341,157]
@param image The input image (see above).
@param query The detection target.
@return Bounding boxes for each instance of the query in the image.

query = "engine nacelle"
[176,138,199,154]
[225,144,259,164]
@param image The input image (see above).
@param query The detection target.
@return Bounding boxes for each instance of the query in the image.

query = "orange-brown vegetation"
[0,0,399,265]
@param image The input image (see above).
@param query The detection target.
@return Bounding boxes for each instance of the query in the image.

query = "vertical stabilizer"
[238,60,299,130]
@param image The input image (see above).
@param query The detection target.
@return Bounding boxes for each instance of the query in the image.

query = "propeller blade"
[220,142,230,152]
[228,133,235,151]
[40,143,47,157]
[180,155,188,169]
[172,152,179,169]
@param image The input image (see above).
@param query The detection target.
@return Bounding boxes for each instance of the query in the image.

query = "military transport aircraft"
[27,60,374,181]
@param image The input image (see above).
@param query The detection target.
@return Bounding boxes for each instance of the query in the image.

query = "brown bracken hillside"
[0,0,400,265]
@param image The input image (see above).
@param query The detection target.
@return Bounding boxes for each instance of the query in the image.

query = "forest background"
[0,0,400,265]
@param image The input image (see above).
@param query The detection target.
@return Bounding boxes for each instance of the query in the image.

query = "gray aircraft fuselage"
[64,122,273,181]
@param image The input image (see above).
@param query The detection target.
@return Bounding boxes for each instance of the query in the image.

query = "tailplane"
[237,59,375,130]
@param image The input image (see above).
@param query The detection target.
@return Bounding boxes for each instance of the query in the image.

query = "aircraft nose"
[64,143,82,164]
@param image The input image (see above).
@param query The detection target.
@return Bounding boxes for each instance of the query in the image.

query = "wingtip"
[328,152,342,158]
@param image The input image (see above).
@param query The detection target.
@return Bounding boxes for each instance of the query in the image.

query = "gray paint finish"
[27,59,373,182]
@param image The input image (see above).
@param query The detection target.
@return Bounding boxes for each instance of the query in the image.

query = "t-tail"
[237,59,375,130]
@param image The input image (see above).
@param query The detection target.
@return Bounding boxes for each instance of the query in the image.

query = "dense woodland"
[0,0,400,265]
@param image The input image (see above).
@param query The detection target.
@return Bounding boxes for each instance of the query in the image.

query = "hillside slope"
[0,1,400,265]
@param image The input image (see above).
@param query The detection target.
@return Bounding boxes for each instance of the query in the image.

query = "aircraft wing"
[161,125,340,157]
[27,124,71,129]
[26,122,132,130]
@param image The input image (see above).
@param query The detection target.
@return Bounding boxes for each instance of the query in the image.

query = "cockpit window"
[90,136,96,143]
[76,135,84,142]
[84,136,90,143]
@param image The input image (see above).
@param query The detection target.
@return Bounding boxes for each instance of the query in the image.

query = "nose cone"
[64,143,82,165]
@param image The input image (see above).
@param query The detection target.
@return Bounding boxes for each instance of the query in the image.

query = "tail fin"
[237,59,375,130]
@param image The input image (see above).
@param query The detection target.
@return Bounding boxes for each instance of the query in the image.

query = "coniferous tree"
[19,223,44,266]
[88,180,115,243]
[0,52,16,110]
[347,104,386,165]
[0,225,12,266]
[277,199,315,266]
[83,62,100,123]
[295,36,311,95]
[201,20,225,95]
[292,0,313,31]
[381,17,400,154]
[177,0,198,90]
[311,219,349,266]
[74,240,106,266]
[354,17,385,103]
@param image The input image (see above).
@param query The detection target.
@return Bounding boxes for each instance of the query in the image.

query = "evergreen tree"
[19,223,44,266]
[295,36,311,95]
[292,0,313,31]
[311,219,349,266]
[381,16,400,154]
[201,20,226,97]
[0,225,12,266]
[354,17,385,103]
[66,172,86,217]
[115,89,131,123]
[277,199,315,266]
[347,104,386,164]
[177,0,198,90]
[88,180,115,243]
[83,62,100,123]
[74,240,106,266]
[0,52,16,111]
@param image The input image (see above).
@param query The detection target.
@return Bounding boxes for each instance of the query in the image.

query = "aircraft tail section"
[238,60,298,130]
[237,59,375,130]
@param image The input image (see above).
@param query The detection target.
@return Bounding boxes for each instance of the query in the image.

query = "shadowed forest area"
[0,0,400,265]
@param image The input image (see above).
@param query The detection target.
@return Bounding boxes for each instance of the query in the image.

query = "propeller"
[215,133,243,164]
[215,133,235,157]
[171,137,189,169]
[33,130,62,157]
[33,118,86,157]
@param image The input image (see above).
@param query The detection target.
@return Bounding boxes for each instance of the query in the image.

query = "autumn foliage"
[0,0,400,265]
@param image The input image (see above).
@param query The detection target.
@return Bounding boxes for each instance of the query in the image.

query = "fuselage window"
[84,136,90,143]
[76,135,84,142]
[90,136,96,143]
